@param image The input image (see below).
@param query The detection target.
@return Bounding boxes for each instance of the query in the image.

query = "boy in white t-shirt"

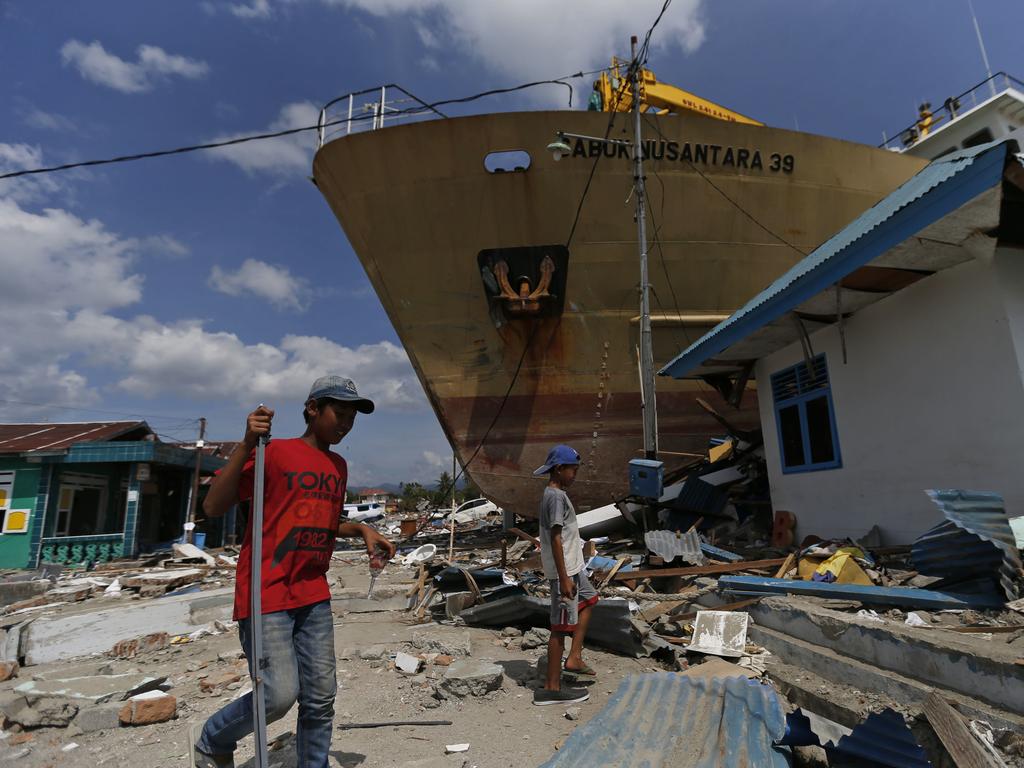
[533,444,598,706]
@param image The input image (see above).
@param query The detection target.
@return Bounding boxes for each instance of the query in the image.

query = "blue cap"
[307,375,375,414]
[533,444,580,477]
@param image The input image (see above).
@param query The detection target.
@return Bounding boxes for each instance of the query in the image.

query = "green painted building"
[0,422,228,570]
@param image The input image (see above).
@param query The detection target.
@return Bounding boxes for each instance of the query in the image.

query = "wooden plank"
[774,553,796,579]
[612,558,787,582]
[600,556,633,588]
[640,599,688,623]
[923,692,996,768]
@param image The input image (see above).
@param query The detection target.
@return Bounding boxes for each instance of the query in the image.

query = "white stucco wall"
[756,246,1024,544]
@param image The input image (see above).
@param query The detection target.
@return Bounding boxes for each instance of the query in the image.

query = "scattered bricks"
[199,670,242,693]
[411,627,472,658]
[520,628,550,650]
[0,660,19,682]
[9,731,34,745]
[73,701,123,733]
[10,697,79,728]
[118,690,176,725]
[4,594,57,613]
[433,655,453,667]
[110,632,170,659]
[437,660,503,698]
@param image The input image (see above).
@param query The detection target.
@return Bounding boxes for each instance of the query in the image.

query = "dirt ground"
[1,559,662,768]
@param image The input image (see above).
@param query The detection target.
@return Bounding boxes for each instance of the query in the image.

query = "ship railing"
[879,72,1024,151]
[317,85,447,149]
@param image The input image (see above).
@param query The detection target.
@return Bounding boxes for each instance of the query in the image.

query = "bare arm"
[203,406,272,519]
[338,521,397,560]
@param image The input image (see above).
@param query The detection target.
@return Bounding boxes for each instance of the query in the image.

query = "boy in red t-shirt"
[190,376,395,768]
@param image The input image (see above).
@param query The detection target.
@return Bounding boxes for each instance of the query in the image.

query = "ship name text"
[570,137,795,173]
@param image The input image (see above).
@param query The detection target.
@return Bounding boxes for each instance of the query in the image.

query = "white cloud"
[0,160,424,417]
[209,258,311,310]
[326,0,706,89]
[0,143,64,204]
[60,39,209,93]
[229,0,273,18]
[206,101,319,177]
[21,107,77,133]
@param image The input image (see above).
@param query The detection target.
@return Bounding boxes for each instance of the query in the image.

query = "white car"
[447,497,502,524]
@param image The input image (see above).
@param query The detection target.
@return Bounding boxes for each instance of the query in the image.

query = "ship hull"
[313,110,926,514]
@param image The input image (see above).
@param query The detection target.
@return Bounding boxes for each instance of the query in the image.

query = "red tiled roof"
[0,421,151,453]
[360,488,390,496]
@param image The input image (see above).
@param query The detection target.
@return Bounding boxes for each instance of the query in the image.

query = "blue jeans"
[198,600,336,767]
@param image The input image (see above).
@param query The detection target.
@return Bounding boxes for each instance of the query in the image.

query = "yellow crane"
[590,57,762,126]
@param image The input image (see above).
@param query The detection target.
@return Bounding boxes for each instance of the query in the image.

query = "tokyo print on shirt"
[233,438,347,620]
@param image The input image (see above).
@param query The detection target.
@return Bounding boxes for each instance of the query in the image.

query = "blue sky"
[1,0,1021,486]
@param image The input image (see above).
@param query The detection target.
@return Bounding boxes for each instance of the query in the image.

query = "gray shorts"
[549,570,599,635]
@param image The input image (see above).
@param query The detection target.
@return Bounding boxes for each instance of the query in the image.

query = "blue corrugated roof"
[915,489,1022,601]
[659,140,1012,379]
[538,673,790,768]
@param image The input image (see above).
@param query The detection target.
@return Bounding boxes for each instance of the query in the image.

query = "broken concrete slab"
[680,657,759,681]
[22,586,232,665]
[73,701,123,733]
[15,672,167,704]
[751,623,1024,734]
[747,596,1024,715]
[411,627,472,658]
[120,569,204,596]
[0,580,48,610]
[187,593,233,625]
[437,660,503,698]
[110,632,170,659]
[9,696,79,728]
[172,543,216,566]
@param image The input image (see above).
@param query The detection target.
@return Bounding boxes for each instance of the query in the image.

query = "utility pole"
[186,417,206,545]
[631,35,658,460]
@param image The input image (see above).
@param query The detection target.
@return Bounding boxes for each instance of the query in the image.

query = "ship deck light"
[547,133,572,161]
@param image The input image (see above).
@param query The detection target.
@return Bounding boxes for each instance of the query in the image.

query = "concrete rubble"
[0,482,1022,768]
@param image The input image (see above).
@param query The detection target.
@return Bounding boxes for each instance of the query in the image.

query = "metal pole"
[186,417,206,544]
[447,452,456,562]
[967,0,996,97]
[631,36,658,460]
[346,95,353,135]
[379,86,387,129]
[250,428,269,768]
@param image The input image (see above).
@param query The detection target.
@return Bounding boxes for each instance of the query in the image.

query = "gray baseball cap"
[307,375,375,414]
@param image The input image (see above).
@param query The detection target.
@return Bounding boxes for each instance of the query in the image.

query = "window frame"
[771,354,842,474]
[0,470,29,534]
[54,472,109,537]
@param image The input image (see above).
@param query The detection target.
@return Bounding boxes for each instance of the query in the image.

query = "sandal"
[562,662,597,678]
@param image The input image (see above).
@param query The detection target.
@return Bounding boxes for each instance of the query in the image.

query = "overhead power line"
[0,69,609,182]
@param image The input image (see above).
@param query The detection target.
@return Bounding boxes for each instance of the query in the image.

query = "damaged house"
[0,422,226,569]
[660,138,1024,544]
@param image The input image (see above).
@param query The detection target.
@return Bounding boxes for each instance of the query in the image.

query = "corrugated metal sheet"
[659,140,1011,379]
[914,489,1022,601]
[0,422,149,453]
[645,530,705,564]
[539,673,790,768]
[828,708,931,768]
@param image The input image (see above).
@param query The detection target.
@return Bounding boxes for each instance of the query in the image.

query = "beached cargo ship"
[312,75,930,514]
